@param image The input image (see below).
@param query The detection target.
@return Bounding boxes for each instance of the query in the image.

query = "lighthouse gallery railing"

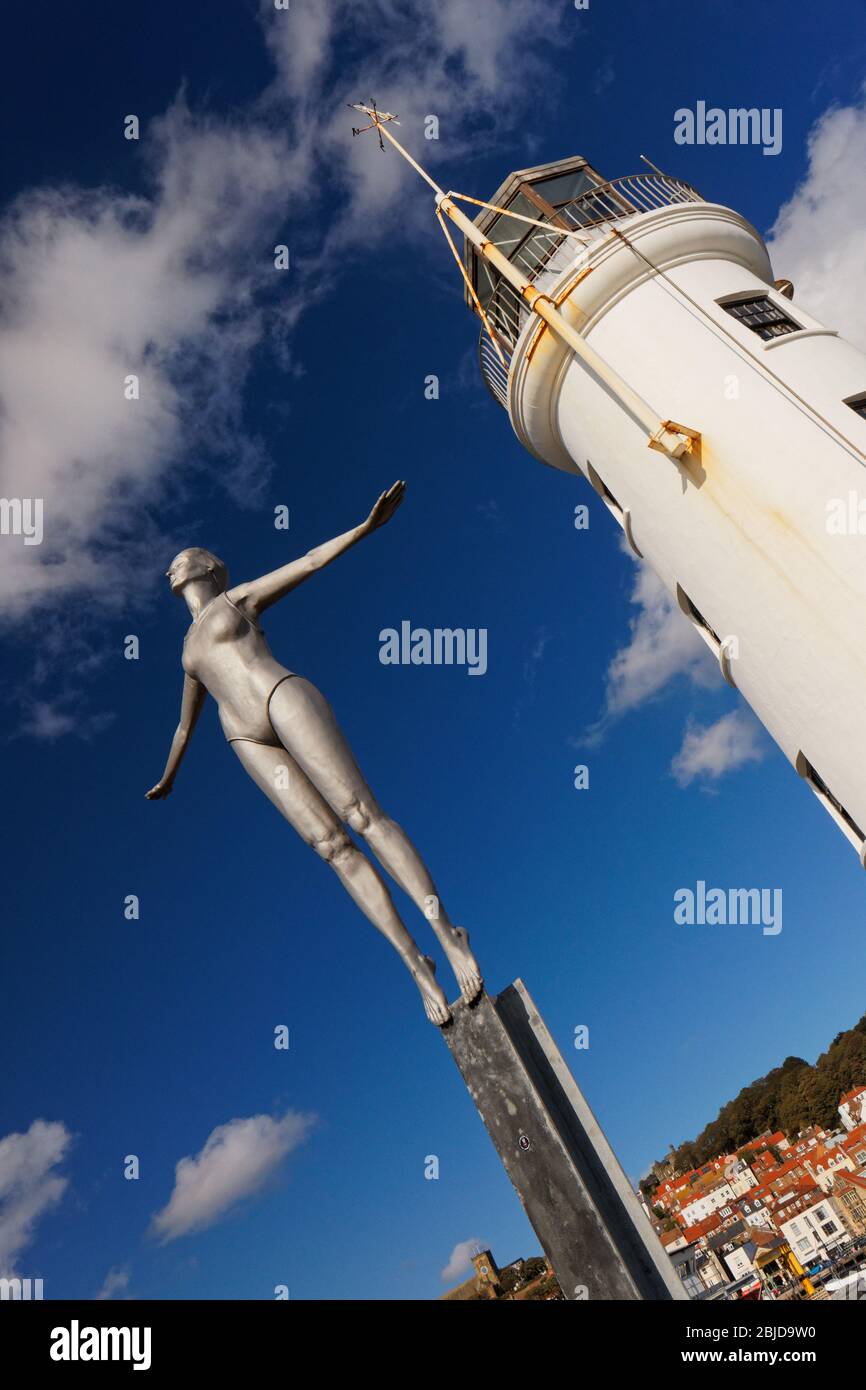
[478,171,704,410]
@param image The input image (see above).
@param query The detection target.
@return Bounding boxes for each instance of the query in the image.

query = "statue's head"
[165,547,229,596]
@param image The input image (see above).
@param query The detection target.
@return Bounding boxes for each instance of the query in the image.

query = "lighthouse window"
[487,192,541,257]
[676,585,722,651]
[844,393,866,421]
[533,168,599,210]
[718,294,800,341]
[586,461,623,520]
[796,752,865,845]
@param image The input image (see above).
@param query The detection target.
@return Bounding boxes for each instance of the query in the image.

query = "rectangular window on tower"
[843,392,866,420]
[676,585,722,652]
[586,461,623,521]
[718,294,801,340]
[796,752,866,850]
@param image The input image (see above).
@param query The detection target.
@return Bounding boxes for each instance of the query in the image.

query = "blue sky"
[2,0,866,1300]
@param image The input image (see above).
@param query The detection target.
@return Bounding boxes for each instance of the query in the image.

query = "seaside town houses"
[839,1085,866,1133]
[642,1091,866,1300]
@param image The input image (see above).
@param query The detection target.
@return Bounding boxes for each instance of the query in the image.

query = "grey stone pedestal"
[443,980,687,1300]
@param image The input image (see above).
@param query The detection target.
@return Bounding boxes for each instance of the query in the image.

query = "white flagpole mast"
[349,103,699,461]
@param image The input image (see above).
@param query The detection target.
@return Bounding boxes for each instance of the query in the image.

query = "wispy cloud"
[18,703,77,740]
[0,1,570,619]
[441,1236,483,1283]
[475,499,503,525]
[96,1265,132,1300]
[671,709,766,788]
[19,700,115,741]
[0,0,573,727]
[524,628,552,681]
[767,88,866,352]
[258,0,572,321]
[0,1119,73,1276]
[514,625,552,725]
[0,100,301,621]
[150,1110,316,1244]
[583,558,717,744]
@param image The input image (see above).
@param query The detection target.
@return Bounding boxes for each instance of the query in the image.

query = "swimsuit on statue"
[182,591,295,746]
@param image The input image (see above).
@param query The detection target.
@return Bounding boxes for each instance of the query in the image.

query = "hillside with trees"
[648,1010,866,1183]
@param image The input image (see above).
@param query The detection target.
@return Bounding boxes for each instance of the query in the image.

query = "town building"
[643,1098,866,1298]
[440,1249,561,1301]
[778,1195,849,1264]
[839,1087,866,1133]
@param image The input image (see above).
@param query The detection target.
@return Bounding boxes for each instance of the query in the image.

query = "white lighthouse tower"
[350,109,866,864]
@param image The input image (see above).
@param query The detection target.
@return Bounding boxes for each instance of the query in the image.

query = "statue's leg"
[268,678,483,1004]
[231,738,451,1025]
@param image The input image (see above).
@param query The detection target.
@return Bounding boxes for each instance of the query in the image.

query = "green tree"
[649,1017,866,1173]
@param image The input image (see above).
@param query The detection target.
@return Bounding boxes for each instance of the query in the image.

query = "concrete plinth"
[443,980,686,1301]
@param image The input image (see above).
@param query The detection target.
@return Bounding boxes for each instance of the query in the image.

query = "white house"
[724,1246,755,1281]
[839,1087,866,1132]
[806,1147,857,1192]
[725,1159,759,1198]
[736,1196,774,1230]
[779,1199,848,1264]
[680,1182,736,1227]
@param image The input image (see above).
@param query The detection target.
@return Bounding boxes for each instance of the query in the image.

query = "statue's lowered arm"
[145,674,207,800]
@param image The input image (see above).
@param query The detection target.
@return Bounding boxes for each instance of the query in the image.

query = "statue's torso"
[182,592,293,745]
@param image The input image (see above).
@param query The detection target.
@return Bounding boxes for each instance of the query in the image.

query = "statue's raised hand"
[363,480,405,534]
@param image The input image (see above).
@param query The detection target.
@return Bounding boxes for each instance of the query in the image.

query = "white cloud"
[585,558,717,742]
[263,0,334,95]
[150,1110,316,1244]
[19,703,76,740]
[441,1236,483,1283]
[0,1119,73,1276]
[19,699,114,741]
[767,89,866,352]
[433,0,559,96]
[260,0,570,295]
[671,709,766,788]
[0,0,572,728]
[96,1265,132,1300]
[0,101,302,620]
[514,626,552,725]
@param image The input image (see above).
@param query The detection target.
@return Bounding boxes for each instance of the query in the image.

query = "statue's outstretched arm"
[145,674,207,800]
[232,480,405,618]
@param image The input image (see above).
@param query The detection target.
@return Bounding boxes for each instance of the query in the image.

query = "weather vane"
[348,99,400,151]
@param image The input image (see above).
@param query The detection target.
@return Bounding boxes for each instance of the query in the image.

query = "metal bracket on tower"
[648,419,702,459]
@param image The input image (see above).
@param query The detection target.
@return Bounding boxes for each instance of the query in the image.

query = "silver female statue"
[146,481,481,1025]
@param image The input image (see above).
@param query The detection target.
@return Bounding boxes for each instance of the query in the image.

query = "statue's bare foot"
[411,953,451,1026]
[443,927,483,1004]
